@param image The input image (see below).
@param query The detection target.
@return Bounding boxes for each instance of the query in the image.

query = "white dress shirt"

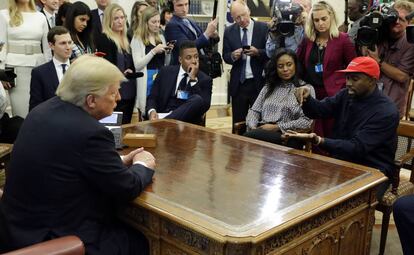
[43,9,56,28]
[239,20,254,80]
[53,57,70,82]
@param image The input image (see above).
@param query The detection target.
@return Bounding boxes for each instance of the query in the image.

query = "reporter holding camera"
[361,0,414,118]
[266,1,306,57]
[131,7,172,117]
[297,1,355,139]
[96,4,143,124]
[223,0,268,132]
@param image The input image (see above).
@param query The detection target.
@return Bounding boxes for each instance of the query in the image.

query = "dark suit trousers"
[166,94,205,124]
[243,129,304,149]
[231,79,259,131]
[394,195,414,255]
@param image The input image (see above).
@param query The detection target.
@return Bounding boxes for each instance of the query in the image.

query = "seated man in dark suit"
[29,26,72,111]
[284,57,399,199]
[0,55,155,255]
[146,40,212,124]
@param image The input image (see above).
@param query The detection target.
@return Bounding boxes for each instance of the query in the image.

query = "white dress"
[0,10,51,118]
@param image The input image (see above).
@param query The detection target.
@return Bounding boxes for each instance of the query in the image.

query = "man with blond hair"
[0,55,155,255]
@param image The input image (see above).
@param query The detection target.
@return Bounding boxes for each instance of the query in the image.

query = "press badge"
[177,90,189,100]
[315,63,323,73]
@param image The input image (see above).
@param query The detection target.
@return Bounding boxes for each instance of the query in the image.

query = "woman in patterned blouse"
[244,48,315,149]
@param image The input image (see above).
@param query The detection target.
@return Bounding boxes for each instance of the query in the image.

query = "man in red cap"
[284,56,399,199]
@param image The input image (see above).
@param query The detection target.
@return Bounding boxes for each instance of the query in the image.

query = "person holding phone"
[95,3,137,124]
[146,40,212,124]
[223,0,268,132]
[131,7,172,116]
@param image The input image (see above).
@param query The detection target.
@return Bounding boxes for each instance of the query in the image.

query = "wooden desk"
[120,120,387,255]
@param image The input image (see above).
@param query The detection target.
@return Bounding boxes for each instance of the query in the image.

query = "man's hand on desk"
[122,147,144,166]
[282,131,323,145]
[133,150,156,169]
[149,111,159,120]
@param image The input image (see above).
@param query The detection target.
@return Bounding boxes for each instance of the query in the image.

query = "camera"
[356,3,398,50]
[271,0,303,37]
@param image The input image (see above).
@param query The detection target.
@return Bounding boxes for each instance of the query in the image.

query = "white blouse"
[0,10,51,68]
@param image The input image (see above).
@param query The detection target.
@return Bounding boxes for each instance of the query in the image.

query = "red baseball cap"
[336,57,380,80]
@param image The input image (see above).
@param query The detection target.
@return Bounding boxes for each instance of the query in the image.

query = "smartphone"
[167,40,177,46]
[242,45,251,50]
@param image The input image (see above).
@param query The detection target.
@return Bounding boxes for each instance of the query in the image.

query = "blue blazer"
[223,20,269,97]
[165,15,210,65]
[29,60,59,111]
[146,65,212,116]
[0,97,154,254]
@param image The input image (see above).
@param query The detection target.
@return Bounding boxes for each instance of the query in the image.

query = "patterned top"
[246,80,315,132]
[70,42,93,61]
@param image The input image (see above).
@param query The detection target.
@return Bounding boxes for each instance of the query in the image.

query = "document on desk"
[158,112,171,119]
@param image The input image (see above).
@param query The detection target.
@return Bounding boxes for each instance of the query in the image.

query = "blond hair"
[102,3,130,53]
[305,1,339,41]
[135,7,162,46]
[394,0,414,13]
[8,0,36,27]
[56,55,125,107]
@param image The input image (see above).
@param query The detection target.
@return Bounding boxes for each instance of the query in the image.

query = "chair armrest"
[234,121,246,135]
[3,236,85,255]
[395,148,414,167]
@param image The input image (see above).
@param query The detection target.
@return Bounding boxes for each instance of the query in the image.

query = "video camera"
[356,3,398,50]
[271,0,303,37]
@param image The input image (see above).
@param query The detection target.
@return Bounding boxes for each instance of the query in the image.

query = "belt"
[8,44,42,55]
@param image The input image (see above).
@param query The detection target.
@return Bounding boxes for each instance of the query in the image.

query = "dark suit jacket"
[91,9,102,34]
[165,15,211,65]
[146,65,212,115]
[0,97,154,254]
[223,20,268,97]
[296,32,356,97]
[29,60,59,111]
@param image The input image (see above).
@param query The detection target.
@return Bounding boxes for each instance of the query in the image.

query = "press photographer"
[359,0,414,118]
[338,0,370,43]
[266,0,306,57]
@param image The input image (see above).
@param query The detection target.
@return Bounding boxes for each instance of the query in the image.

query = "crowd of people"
[1,0,414,254]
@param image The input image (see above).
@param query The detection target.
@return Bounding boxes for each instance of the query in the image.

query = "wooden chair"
[0,144,12,188]
[404,79,414,120]
[233,121,314,152]
[376,120,414,255]
[0,188,85,255]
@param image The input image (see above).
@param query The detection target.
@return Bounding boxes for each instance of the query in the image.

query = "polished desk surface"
[122,119,386,243]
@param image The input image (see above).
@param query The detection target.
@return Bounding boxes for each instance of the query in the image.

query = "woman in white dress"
[131,7,172,117]
[0,0,51,118]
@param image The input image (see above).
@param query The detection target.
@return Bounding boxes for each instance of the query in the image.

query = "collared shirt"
[52,57,70,82]
[378,33,414,117]
[43,9,56,28]
[175,65,198,93]
[239,20,254,79]
[246,80,314,132]
[347,17,363,43]
[303,87,399,177]
[98,9,104,23]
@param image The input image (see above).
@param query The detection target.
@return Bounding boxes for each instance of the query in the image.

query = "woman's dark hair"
[64,1,95,51]
[264,48,300,99]
[56,2,73,26]
[160,8,172,26]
